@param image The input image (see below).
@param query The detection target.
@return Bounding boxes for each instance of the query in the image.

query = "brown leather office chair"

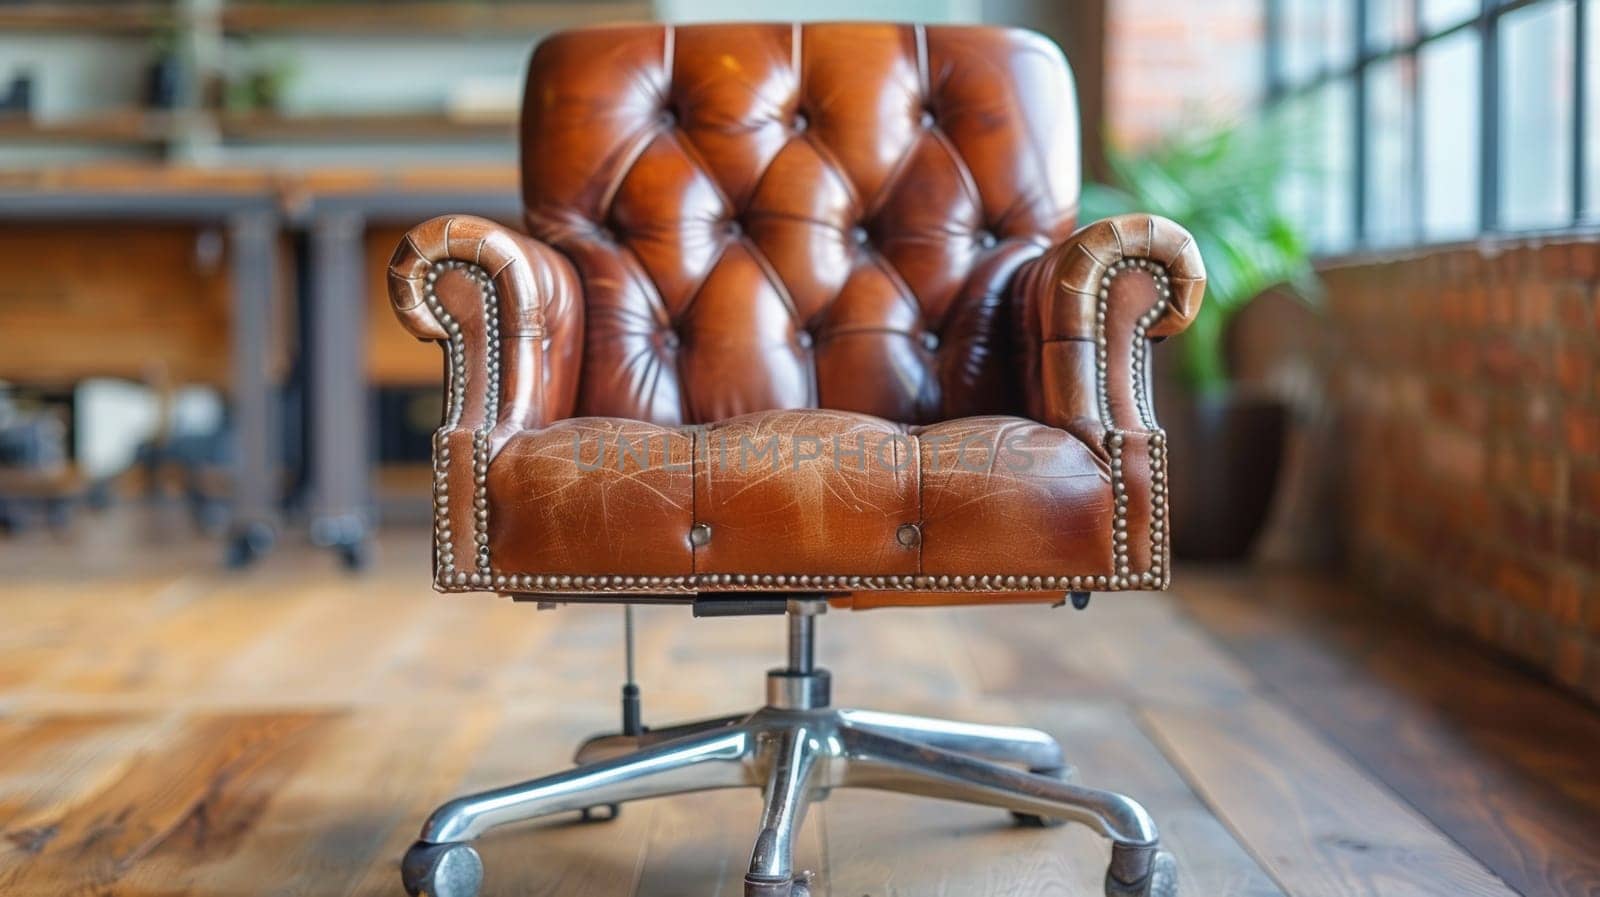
[389,22,1202,897]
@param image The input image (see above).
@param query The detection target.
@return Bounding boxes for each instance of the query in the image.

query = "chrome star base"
[401,607,1176,897]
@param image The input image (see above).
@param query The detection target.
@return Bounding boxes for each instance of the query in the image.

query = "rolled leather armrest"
[388,214,584,436]
[1011,213,1204,442]
[389,215,584,589]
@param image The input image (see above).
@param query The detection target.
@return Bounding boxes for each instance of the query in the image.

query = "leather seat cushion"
[485,409,1115,588]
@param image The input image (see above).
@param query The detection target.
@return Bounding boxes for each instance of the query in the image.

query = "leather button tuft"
[896,523,921,547]
[661,330,681,350]
[659,108,678,127]
[725,219,743,237]
[919,109,936,128]
[850,225,869,246]
[690,523,712,546]
[977,230,998,249]
[793,112,809,132]
[921,331,940,352]
[796,330,814,349]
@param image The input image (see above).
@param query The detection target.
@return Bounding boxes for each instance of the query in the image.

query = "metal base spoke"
[835,723,1158,848]
[746,725,825,889]
[836,708,1066,771]
[402,610,1170,896]
[418,725,758,844]
[573,714,746,765]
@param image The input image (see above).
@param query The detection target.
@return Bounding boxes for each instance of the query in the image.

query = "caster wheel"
[224,522,274,569]
[336,539,371,572]
[1012,765,1075,827]
[578,803,621,822]
[44,499,72,531]
[86,480,114,511]
[1104,848,1177,897]
[401,841,483,897]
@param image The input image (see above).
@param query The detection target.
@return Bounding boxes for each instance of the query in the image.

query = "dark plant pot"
[1164,392,1288,562]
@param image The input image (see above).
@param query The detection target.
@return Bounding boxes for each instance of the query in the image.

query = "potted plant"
[1081,119,1318,561]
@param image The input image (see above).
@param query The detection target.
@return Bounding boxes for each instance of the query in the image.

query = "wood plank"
[825,783,1093,897]
[35,575,303,701]
[821,604,986,706]
[0,4,177,32]
[0,111,183,145]
[207,577,434,705]
[219,111,516,143]
[1022,700,1285,897]
[149,704,497,897]
[961,595,1259,708]
[357,585,556,703]
[220,1,651,35]
[631,789,782,897]
[0,713,165,832]
[0,578,180,694]
[0,523,1556,896]
[0,711,330,896]
[1181,571,1600,897]
[1142,700,1519,897]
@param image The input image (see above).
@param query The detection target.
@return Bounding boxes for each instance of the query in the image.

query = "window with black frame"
[1266,0,1595,252]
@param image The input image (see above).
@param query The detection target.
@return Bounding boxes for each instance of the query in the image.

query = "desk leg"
[225,209,281,568]
[308,211,372,569]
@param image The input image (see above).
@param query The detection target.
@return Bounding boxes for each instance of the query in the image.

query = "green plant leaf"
[1083,117,1320,389]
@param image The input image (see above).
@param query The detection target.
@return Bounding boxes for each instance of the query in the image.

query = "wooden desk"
[288,168,520,566]
[0,168,287,565]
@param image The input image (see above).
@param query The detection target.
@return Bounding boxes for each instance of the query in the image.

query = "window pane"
[1365,56,1416,244]
[1421,0,1478,35]
[1499,0,1575,229]
[1281,0,1318,84]
[1421,29,1481,239]
[1321,79,1358,250]
[1283,0,1355,85]
[1366,0,1416,50]
[1272,85,1355,253]
[1587,0,1599,218]
[1275,92,1320,243]
[1325,1,1357,72]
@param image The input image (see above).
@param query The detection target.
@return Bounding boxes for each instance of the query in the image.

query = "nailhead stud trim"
[424,259,499,588]
[424,252,1176,597]
[1128,261,1171,430]
[1091,252,1175,592]
[1094,256,1171,431]
[1108,430,1129,590]
[439,571,1162,594]
[1105,427,1171,591]
[1149,429,1169,589]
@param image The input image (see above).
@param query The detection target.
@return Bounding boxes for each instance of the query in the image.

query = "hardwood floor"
[0,512,1594,896]
[1180,572,1600,897]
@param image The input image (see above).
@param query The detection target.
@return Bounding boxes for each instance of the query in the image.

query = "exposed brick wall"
[1322,238,1600,702]
[1103,0,1264,150]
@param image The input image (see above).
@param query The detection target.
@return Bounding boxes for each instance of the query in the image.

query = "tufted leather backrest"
[521,22,1079,425]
